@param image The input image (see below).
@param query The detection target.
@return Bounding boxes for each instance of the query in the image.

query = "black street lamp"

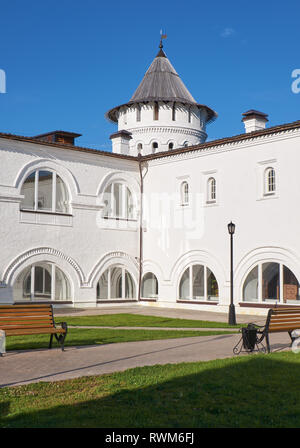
[228,221,237,325]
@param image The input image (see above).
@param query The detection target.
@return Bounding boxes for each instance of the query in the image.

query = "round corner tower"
[106,41,217,156]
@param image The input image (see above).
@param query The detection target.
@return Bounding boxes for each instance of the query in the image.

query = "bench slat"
[0,317,53,324]
[5,328,66,336]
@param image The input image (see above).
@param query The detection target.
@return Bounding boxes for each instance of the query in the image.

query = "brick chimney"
[33,131,82,145]
[242,110,268,133]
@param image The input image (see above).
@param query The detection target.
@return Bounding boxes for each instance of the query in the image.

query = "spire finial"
[159,29,167,49]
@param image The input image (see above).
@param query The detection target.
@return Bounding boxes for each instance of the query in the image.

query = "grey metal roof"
[129,48,197,104]
[106,47,217,124]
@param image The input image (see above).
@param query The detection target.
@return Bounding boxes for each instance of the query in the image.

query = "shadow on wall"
[1,353,300,428]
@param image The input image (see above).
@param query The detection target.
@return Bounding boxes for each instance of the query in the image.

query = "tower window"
[137,143,143,154]
[136,105,141,122]
[152,142,158,153]
[168,142,174,150]
[154,102,159,120]
[172,103,176,121]
[188,108,191,123]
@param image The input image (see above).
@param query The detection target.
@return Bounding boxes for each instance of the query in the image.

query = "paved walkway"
[0,306,289,388]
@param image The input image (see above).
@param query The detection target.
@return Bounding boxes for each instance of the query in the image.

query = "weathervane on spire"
[159,29,167,48]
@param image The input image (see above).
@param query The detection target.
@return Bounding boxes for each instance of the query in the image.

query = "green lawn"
[55,313,242,328]
[5,328,235,351]
[1,352,300,428]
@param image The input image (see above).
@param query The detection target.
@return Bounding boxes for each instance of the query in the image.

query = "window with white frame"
[243,262,300,303]
[137,143,143,154]
[181,181,189,206]
[179,264,219,301]
[14,263,71,302]
[207,177,216,202]
[264,167,276,195]
[20,170,69,214]
[103,182,135,220]
[97,266,136,300]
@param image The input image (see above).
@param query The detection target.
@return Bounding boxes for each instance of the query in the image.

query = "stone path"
[1,305,287,388]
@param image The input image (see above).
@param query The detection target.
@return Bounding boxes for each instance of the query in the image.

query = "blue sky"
[0,0,299,151]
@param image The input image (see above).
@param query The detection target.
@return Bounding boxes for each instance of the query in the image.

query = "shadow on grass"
[1,353,300,428]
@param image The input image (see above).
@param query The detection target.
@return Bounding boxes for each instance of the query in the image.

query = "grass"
[1,351,300,428]
[5,328,235,351]
[55,313,242,328]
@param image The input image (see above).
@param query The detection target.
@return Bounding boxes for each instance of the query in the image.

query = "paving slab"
[0,332,292,388]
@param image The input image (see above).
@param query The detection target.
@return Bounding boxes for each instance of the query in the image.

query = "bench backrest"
[0,304,55,332]
[267,307,300,333]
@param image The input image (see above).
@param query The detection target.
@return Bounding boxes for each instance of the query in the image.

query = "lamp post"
[228,221,237,325]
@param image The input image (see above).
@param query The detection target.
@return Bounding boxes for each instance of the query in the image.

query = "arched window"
[181,181,189,206]
[97,266,136,300]
[179,264,219,301]
[103,182,135,220]
[265,167,276,195]
[14,263,71,302]
[243,262,300,304]
[142,273,158,299]
[152,142,158,153]
[137,143,143,154]
[183,141,189,147]
[20,170,69,214]
[168,142,174,150]
[207,177,216,202]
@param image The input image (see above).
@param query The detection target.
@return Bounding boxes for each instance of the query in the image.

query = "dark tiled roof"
[0,131,137,161]
[1,119,300,163]
[142,119,300,161]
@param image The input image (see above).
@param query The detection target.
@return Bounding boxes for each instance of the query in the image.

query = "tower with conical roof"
[106,40,217,156]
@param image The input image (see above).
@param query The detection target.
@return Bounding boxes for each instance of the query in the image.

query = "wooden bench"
[0,304,67,355]
[262,307,300,353]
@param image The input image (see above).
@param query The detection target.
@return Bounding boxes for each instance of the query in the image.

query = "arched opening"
[103,182,135,220]
[152,142,158,153]
[179,264,219,301]
[243,262,300,304]
[97,266,136,300]
[20,170,69,214]
[14,263,71,302]
[142,273,158,299]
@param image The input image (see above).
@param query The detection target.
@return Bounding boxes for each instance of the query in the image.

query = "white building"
[1,42,300,316]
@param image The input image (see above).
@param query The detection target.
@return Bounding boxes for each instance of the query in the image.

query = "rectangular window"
[154,102,159,120]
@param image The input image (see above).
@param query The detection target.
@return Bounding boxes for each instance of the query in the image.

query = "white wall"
[141,127,300,315]
[0,138,140,307]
